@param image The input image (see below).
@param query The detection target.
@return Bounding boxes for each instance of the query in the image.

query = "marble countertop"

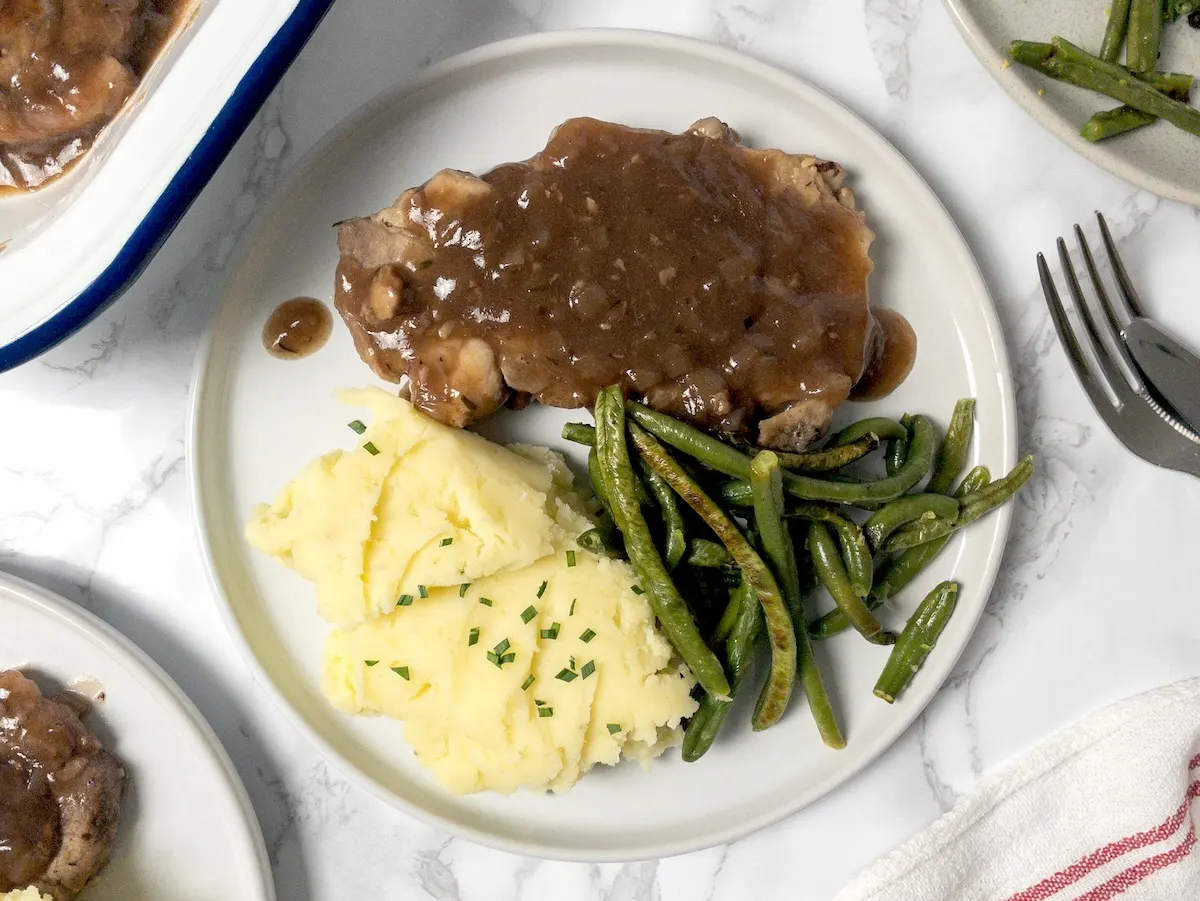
[4,1,1200,898]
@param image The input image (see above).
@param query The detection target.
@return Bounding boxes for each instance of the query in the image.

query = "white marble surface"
[4,1,1200,898]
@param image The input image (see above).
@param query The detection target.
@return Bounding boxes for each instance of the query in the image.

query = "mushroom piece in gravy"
[334,117,915,450]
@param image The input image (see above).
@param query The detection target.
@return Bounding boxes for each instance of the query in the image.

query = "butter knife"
[1125,317,1200,434]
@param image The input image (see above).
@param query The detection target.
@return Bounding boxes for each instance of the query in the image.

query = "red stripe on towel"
[1005,781,1200,901]
[1074,822,1197,901]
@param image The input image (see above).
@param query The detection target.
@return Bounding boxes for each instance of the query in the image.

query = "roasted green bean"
[863,494,960,551]
[810,466,990,641]
[808,521,894,645]
[687,539,733,568]
[927,398,975,495]
[594,388,729,698]
[683,580,762,761]
[773,434,879,472]
[788,503,873,599]
[883,456,1034,552]
[751,452,843,748]
[827,417,907,446]
[874,581,959,703]
[562,422,596,446]
[1100,0,1132,62]
[1126,0,1162,73]
[638,457,687,569]
[628,421,795,729]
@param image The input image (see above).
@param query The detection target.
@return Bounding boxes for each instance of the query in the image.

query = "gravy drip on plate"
[336,118,915,445]
[262,298,333,360]
[0,0,191,192]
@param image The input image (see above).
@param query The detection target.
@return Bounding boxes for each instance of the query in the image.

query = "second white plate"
[189,29,1016,861]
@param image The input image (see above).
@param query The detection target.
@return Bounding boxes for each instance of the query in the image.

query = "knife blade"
[1125,317,1200,434]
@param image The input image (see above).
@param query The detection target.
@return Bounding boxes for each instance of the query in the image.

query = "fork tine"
[1096,211,1148,320]
[1038,251,1120,415]
[1056,237,1137,405]
[1074,224,1145,393]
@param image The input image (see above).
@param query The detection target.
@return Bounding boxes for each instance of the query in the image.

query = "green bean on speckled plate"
[945,0,1200,204]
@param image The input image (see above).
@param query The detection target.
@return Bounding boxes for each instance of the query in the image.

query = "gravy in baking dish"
[0,0,192,193]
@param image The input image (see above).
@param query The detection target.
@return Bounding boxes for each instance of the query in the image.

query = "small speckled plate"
[944,0,1200,204]
[188,29,1017,861]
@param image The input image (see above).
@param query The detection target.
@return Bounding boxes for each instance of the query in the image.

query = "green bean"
[1127,0,1162,73]
[594,388,730,698]
[883,456,1034,552]
[773,434,879,472]
[928,398,975,495]
[717,479,753,508]
[576,527,621,557]
[787,503,874,599]
[751,452,842,747]
[687,539,733,568]
[628,421,795,729]
[810,466,990,641]
[1010,39,1200,137]
[630,402,937,506]
[863,494,960,551]
[885,414,912,477]
[638,457,687,570]
[562,422,596,446]
[683,580,762,761]
[808,522,894,645]
[874,581,959,703]
[1100,0,1132,62]
[827,417,907,446]
[1081,74,1194,142]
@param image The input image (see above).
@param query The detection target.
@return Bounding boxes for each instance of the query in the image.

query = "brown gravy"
[0,758,59,891]
[335,118,914,447]
[851,308,917,401]
[263,298,333,360]
[0,0,191,193]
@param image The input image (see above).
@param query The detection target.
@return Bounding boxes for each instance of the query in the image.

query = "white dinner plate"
[0,571,274,899]
[188,29,1017,861]
[943,0,1200,205]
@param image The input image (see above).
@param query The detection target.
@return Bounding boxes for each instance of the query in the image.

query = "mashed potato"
[247,388,697,794]
[1,890,52,901]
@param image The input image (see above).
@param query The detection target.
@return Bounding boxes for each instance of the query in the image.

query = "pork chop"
[334,117,913,449]
[0,671,125,901]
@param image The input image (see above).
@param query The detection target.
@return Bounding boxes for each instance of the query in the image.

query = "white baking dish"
[0,0,335,371]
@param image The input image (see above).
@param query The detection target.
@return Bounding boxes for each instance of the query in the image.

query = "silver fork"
[1037,215,1200,478]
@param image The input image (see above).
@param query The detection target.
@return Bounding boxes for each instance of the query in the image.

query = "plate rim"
[0,569,276,900]
[940,0,1200,207]
[186,26,1017,862]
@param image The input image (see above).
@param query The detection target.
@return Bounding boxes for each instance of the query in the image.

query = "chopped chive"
[607,723,621,734]
[521,605,537,624]
[631,584,644,595]
[348,420,367,434]
[364,660,379,667]
[459,583,470,597]
[536,580,548,599]
[493,638,511,655]
[521,674,535,691]
[418,585,429,598]
[569,598,577,616]
[581,660,596,680]
[363,441,380,456]
[499,652,516,665]
[556,668,578,682]
[538,706,554,718]
[391,665,410,680]
[579,628,596,643]
[440,537,454,547]
[468,627,479,647]
[535,699,546,706]
[479,597,493,607]
[397,594,414,607]
[566,550,576,567]
[539,622,561,640]
[487,651,499,665]
[570,656,576,670]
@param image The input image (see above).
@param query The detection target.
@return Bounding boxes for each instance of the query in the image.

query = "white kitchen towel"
[836,679,1200,901]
